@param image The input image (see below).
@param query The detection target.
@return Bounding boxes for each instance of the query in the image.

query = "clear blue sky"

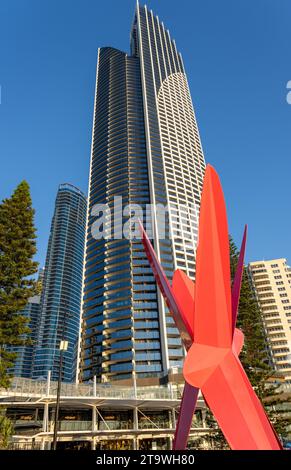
[0,0,290,268]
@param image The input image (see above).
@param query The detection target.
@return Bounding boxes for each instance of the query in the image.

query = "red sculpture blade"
[200,352,281,449]
[139,224,199,449]
[231,225,247,335]
[172,270,195,341]
[183,165,281,449]
[140,164,281,450]
[139,221,192,349]
[194,165,232,348]
[172,382,199,450]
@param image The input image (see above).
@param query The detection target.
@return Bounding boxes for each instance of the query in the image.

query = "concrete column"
[91,437,96,450]
[171,408,176,428]
[92,405,97,432]
[133,407,138,450]
[133,437,139,450]
[201,410,207,429]
[43,402,49,432]
[40,439,46,450]
[132,371,137,399]
[46,371,51,396]
[93,376,97,397]
[133,407,138,430]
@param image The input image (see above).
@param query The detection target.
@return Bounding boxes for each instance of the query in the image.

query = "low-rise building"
[249,258,291,383]
[1,377,210,450]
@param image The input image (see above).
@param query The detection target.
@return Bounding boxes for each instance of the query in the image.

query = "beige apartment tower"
[249,258,291,383]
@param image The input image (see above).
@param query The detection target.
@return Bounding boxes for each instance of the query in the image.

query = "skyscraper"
[79,3,206,383]
[249,258,291,383]
[33,184,87,382]
[8,295,41,379]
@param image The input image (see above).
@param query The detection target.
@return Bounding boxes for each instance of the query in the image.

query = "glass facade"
[80,4,206,383]
[8,296,41,378]
[33,184,87,382]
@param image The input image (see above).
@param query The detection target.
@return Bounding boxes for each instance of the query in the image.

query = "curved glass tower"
[33,184,87,382]
[79,3,206,383]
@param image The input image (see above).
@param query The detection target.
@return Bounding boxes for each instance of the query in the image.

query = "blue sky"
[0,0,290,268]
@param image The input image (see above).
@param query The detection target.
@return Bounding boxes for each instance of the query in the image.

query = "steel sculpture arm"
[139,165,281,450]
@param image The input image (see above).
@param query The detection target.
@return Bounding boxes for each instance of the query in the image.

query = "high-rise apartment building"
[79,3,206,383]
[249,258,291,383]
[33,184,87,382]
[8,295,41,379]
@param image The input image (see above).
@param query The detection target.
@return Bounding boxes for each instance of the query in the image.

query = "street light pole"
[52,302,70,451]
[52,339,68,450]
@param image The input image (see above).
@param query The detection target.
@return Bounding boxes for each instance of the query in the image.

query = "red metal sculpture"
[140,164,282,450]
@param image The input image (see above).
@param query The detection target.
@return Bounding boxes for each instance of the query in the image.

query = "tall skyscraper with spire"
[79,3,206,383]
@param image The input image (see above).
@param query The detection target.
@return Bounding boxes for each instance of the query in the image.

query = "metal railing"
[4,377,290,403]
[1,377,184,401]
